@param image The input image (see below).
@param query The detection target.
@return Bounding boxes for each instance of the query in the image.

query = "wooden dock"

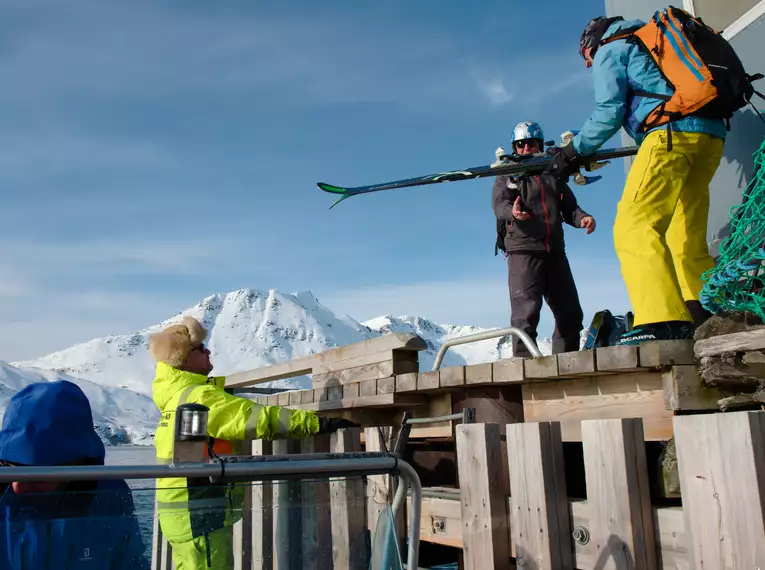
[152,326,765,569]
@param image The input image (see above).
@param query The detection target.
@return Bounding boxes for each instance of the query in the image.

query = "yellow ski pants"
[613,129,723,326]
[169,526,234,570]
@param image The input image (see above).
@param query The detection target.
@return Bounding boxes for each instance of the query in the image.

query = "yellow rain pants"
[169,526,234,570]
[613,129,724,326]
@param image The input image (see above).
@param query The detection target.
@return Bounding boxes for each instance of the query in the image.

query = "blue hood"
[0,380,105,466]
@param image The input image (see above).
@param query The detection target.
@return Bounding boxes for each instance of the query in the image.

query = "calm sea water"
[104,445,157,560]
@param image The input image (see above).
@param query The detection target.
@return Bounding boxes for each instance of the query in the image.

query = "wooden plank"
[312,348,416,374]
[313,359,419,388]
[466,362,493,385]
[150,495,173,570]
[524,355,559,379]
[329,428,368,570]
[289,390,303,406]
[251,439,274,570]
[313,388,328,403]
[493,358,525,383]
[506,421,572,569]
[226,355,315,388]
[288,393,427,412]
[673,411,765,569]
[300,389,315,405]
[327,385,343,401]
[233,453,254,570]
[272,439,302,570]
[365,426,405,553]
[267,394,280,406]
[417,370,441,391]
[662,365,726,412]
[440,365,466,387]
[412,494,690,568]
[694,327,765,358]
[456,423,509,570]
[408,494,464,548]
[301,435,332,570]
[343,382,360,399]
[581,418,656,569]
[596,345,640,371]
[395,372,418,392]
[639,340,695,368]
[226,332,426,388]
[278,392,291,406]
[557,349,596,376]
[376,376,395,395]
[359,379,377,397]
[522,372,673,441]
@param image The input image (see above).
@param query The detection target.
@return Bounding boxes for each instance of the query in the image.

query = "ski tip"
[328,194,351,210]
[317,182,347,195]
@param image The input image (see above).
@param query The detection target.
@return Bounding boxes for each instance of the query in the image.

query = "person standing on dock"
[149,315,355,570]
[546,12,731,343]
[493,121,597,357]
[0,380,148,569]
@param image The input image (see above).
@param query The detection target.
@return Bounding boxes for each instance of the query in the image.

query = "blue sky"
[0,0,633,360]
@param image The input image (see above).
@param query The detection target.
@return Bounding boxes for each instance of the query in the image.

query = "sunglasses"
[514,139,540,149]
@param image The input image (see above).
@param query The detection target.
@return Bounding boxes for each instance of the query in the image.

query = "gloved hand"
[545,143,579,180]
[316,416,360,434]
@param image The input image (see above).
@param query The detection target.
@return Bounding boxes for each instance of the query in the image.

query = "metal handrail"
[431,326,542,370]
[0,452,422,570]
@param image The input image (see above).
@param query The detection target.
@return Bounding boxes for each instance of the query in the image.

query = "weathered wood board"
[522,372,673,441]
[694,327,765,358]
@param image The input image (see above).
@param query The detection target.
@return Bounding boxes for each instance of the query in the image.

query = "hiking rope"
[700,135,765,320]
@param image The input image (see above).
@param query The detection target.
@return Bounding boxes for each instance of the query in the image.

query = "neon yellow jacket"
[151,361,320,543]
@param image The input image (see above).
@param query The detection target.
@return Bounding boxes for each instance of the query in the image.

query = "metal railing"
[0,451,422,570]
[431,326,542,370]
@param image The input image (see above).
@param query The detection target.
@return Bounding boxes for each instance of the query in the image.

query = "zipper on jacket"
[536,176,551,252]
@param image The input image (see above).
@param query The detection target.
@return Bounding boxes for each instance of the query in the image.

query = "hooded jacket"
[0,380,148,570]
[573,18,727,156]
[152,361,320,543]
[492,171,588,254]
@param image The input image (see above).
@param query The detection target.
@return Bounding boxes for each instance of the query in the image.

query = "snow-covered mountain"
[0,361,158,445]
[6,287,553,445]
[13,288,552,396]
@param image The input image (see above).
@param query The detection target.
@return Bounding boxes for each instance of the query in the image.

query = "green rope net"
[700,136,765,321]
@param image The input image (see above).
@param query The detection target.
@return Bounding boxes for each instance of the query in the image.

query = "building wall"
[603,0,765,256]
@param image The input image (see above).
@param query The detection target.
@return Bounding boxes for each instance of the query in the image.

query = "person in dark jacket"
[493,121,596,357]
[0,380,149,570]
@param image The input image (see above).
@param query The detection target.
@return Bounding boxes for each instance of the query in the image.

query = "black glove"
[545,143,579,180]
[316,416,360,434]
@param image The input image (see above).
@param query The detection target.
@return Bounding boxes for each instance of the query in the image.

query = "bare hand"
[581,215,596,235]
[512,197,531,221]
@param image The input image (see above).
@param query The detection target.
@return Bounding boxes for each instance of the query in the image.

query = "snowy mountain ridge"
[7,287,552,445]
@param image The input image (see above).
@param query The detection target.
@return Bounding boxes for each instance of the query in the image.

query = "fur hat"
[149,316,208,367]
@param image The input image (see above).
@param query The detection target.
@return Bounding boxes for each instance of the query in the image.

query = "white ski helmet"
[511,121,544,146]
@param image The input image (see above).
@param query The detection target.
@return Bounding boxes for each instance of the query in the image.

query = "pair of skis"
[317,143,639,209]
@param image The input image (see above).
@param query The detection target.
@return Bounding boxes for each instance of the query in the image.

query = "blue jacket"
[0,381,149,570]
[573,18,727,156]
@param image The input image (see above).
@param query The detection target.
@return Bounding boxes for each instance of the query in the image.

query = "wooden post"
[330,427,368,570]
[581,418,656,570]
[365,426,405,553]
[252,439,274,570]
[150,494,173,570]
[273,439,303,570]
[301,435,333,570]
[456,423,510,570]
[673,411,765,568]
[233,474,253,570]
[506,421,573,569]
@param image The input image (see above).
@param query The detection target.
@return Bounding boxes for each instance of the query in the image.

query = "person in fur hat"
[149,315,354,570]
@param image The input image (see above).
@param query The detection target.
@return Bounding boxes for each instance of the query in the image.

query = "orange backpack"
[602,6,763,144]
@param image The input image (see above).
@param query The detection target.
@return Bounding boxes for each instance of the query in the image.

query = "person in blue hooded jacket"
[0,380,149,570]
[547,13,727,345]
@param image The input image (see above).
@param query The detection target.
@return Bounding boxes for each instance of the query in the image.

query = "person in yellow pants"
[149,316,356,569]
[546,14,727,344]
